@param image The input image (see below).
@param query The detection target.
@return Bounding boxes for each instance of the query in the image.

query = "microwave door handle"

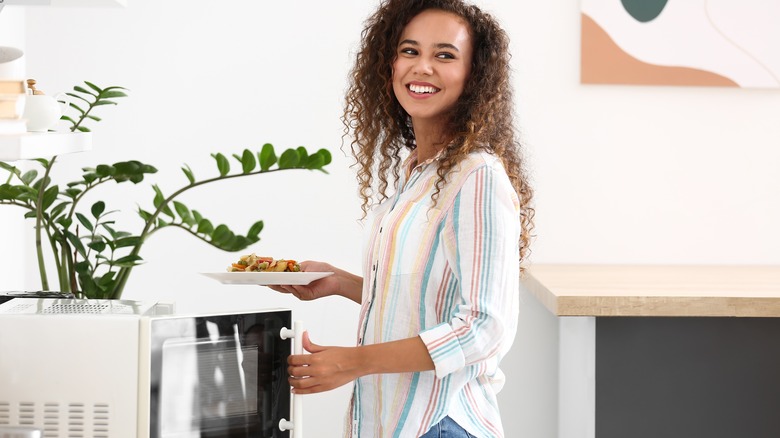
[279,320,304,438]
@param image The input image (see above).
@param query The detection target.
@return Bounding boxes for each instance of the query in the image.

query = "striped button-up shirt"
[346,150,521,437]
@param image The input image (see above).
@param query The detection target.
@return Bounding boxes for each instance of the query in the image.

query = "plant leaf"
[104,225,131,239]
[49,201,71,219]
[98,272,116,287]
[181,164,195,184]
[91,200,106,218]
[211,224,231,244]
[247,220,264,239]
[75,212,94,232]
[68,102,86,115]
[66,231,87,259]
[318,148,332,165]
[57,217,73,229]
[41,185,59,210]
[94,100,118,106]
[87,239,107,253]
[74,85,96,96]
[278,148,300,169]
[138,208,153,221]
[115,236,142,248]
[306,153,325,170]
[241,148,256,174]
[100,90,128,99]
[259,143,277,171]
[0,162,21,178]
[95,165,116,177]
[20,170,38,186]
[173,201,196,226]
[296,146,309,164]
[152,184,175,219]
[0,184,22,200]
[114,254,144,267]
[212,153,230,176]
[65,92,93,105]
[32,176,51,191]
[84,81,102,94]
[197,218,214,235]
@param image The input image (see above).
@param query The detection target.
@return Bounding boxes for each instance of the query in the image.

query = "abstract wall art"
[581,0,780,88]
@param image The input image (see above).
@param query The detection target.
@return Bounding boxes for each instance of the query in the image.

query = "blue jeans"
[419,416,477,438]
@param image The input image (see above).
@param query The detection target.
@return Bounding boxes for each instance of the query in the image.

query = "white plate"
[200,271,334,285]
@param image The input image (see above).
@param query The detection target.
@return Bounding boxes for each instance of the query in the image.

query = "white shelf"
[4,0,126,7]
[0,131,92,161]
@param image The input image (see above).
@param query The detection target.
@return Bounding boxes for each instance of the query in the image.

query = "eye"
[399,47,418,56]
[436,52,456,60]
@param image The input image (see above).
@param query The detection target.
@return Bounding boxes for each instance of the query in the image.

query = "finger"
[267,285,297,295]
[289,375,321,390]
[291,381,331,394]
[302,331,321,353]
[288,285,309,299]
[288,365,312,378]
[287,353,309,366]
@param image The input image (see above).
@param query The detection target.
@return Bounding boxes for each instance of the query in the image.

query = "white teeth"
[409,84,439,94]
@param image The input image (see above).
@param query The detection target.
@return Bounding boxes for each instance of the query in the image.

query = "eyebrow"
[398,39,461,52]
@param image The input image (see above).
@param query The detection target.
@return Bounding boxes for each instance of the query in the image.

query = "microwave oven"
[0,298,304,438]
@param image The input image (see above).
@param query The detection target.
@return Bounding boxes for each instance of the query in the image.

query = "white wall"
[4,0,779,436]
[0,7,26,291]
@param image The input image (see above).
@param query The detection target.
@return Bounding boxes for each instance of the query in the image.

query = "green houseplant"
[0,81,331,299]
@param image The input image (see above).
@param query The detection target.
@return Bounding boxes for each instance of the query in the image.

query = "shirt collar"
[402,148,446,180]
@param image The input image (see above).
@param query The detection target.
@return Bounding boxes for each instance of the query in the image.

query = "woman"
[273,0,534,436]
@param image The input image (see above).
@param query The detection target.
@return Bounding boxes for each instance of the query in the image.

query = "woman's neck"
[412,118,449,163]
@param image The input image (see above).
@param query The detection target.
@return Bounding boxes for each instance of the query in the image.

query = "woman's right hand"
[268,261,340,301]
[268,261,363,303]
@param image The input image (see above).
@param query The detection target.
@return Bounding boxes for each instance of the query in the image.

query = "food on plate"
[228,253,301,273]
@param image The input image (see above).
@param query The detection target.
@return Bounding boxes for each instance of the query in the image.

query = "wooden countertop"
[523,264,780,317]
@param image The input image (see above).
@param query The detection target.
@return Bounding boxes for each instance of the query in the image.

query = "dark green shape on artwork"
[621,0,668,23]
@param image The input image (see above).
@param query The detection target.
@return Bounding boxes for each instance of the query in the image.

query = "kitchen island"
[513,264,780,438]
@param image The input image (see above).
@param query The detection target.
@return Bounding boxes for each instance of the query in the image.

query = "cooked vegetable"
[227,253,301,273]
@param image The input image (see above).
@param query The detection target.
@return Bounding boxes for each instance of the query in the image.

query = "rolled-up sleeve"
[419,164,521,379]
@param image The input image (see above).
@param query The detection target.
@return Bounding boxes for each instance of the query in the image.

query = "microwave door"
[149,311,292,438]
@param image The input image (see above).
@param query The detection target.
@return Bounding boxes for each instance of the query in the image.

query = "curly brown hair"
[342,0,534,262]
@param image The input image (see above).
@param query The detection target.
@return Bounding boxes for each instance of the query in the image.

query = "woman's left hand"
[287,331,363,394]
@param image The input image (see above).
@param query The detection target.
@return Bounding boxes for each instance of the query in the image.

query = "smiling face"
[392,9,473,128]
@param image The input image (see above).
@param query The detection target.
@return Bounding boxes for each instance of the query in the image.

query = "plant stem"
[43,224,65,291]
[34,156,57,290]
[71,96,99,133]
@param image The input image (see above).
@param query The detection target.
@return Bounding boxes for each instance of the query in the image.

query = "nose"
[412,57,433,76]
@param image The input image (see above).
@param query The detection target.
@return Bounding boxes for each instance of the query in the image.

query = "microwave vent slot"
[0,402,110,438]
[43,402,60,438]
[0,401,9,425]
[41,303,137,315]
[18,402,34,426]
[43,304,111,314]
[0,302,34,314]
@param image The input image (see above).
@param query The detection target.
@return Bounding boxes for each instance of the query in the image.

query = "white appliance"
[0,298,304,438]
